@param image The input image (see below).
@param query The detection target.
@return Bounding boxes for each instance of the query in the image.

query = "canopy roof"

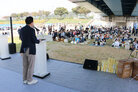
[70,0,138,16]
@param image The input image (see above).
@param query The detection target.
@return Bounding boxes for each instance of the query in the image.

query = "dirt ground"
[9,37,134,64]
[47,41,131,64]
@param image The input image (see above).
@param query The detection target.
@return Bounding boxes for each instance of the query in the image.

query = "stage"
[0,53,138,92]
[0,68,78,92]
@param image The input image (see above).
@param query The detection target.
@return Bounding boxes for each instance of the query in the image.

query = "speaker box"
[47,53,49,60]
[83,59,98,70]
[8,43,16,54]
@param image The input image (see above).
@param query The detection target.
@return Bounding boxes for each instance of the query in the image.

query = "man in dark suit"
[20,16,41,85]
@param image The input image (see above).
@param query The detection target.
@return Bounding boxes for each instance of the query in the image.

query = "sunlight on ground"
[8,37,130,64]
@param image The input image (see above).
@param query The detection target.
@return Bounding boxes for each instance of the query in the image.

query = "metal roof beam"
[86,0,114,16]
[121,0,137,16]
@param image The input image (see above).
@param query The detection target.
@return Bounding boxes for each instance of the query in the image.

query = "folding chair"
[136,50,138,57]
[130,74,138,81]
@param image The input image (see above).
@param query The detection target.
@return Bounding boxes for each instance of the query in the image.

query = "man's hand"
[39,39,42,42]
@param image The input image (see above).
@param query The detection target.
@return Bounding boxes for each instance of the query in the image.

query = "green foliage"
[44,11,51,17]
[88,16,93,19]
[31,12,38,17]
[11,13,17,17]
[10,10,51,20]
[54,7,68,17]
[72,6,91,15]
[38,10,51,17]
[0,18,91,24]
[45,19,91,24]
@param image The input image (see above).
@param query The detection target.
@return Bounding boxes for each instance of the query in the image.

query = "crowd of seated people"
[52,26,88,44]
[37,23,138,50]
[50,24,138,47]
[89,26,137,48]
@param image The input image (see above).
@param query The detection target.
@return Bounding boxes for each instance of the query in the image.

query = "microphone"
[34,27,40,32]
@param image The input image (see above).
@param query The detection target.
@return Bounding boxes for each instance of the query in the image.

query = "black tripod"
[128,46,135,58]
[129,50,134,58]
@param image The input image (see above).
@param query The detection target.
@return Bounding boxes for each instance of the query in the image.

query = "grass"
[9,37,131,64]
[0,20,46,24]
[47,41,130,64]
[0,18,91,24]
[45,19,91,24]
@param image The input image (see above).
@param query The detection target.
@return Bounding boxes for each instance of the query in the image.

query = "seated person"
[94,37,100,46]
[80,36,85,43]
[130,41,138,56]
[71,38,75,44]
[100,41,104,46]
[52,30,57,41]
[121,37,125,44]
[61,31,65,39]
[102,39,106,45]
[135,41,138,50]
[75,35,80,44]
[95,36,100,42]
[109,35,113,39]
[112,39,120,48]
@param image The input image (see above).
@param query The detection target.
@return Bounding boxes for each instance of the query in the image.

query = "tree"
[11,13,17,18]
[44,11,51,17]
[54,7,68,17]
[11,12,29,20]
[23,12,29,17]
[72,6,91,16]
[38,10,44,16]
[11,13,19,20]
[18,13,24,19]
[38,10,51,17]
[31,12,39,17]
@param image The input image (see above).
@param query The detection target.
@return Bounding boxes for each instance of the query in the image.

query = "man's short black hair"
[25,16,33,24]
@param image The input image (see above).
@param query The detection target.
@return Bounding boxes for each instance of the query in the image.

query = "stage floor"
[0,53,138,92]
[0,68,78,92]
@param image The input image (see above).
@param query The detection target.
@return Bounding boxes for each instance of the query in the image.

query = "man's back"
[20,25,33,47]
[20,25,39,55]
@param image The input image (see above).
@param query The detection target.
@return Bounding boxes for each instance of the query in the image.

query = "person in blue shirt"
[75,35,80,43]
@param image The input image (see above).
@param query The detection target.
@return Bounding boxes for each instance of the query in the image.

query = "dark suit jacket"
[20,25,40,55]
